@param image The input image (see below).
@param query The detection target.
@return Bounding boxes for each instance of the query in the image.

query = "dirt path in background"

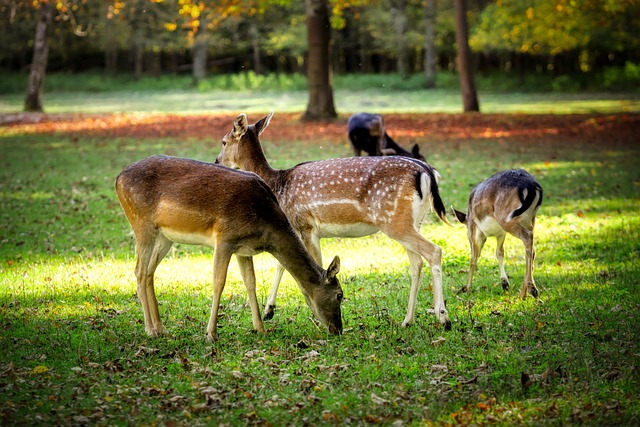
[1,112,638,146]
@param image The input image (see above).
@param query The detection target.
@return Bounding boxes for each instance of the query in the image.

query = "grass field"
[1,71,639,115]
[0,84,639,425]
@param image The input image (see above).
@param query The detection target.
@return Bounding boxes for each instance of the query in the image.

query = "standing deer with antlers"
[115,156,343,341]
[452,169,543,299]
[216,113,451,330]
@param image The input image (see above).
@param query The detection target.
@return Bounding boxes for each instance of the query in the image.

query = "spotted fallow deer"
[115,155,343,341]
[216,113,452,330]
[452,169,543,299]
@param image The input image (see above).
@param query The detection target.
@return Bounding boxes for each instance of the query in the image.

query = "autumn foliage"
[2,112,638,147]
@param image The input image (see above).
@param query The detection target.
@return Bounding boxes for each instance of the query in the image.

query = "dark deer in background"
[115,156,343,341]
[216,113,452,330]
[347,112,425,160]
[452,169,543,299]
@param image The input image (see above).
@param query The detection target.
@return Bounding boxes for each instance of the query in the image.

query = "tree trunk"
[250,22,263,75]
[454,0,479,112]
[133,41,144,79]
[192,14,208,84]
[105,39,118,75]
[423,0,437,88]
[303,0,337,121]
[392,0,409,77]
[24,2,53,112]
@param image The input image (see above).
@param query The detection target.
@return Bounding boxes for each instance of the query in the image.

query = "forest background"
[1,0,639,112]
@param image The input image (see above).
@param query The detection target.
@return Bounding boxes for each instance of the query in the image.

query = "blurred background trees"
[4,0,638,77]
[1,0,639,112]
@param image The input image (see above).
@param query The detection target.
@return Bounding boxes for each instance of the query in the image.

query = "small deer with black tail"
[216,113,451,330]
[115,155,343,341]
[452,169,543,298]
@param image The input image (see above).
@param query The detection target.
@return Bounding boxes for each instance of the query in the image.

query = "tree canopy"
[1,0,637,76]
[470,0,640,57]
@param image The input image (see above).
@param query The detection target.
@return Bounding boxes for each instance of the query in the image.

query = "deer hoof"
[146,326,164,338]
[263,305,275,321]
[501,278,510,291]
[456,285,469,295]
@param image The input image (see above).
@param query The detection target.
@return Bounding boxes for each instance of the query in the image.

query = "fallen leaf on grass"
[431,337,446,347]
[134,346,159,357]
[371,393,389,405]
[457,375,478,385]
[299,350,320,360]
[430,364,448,374]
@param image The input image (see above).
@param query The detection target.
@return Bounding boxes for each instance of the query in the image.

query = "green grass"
[0,115,640,425]
[1,113,639,425]
[1,71,639,114]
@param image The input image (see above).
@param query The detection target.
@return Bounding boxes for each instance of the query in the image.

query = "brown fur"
[452,169,543,298]
[115,156,343,341]
[216,113,451,330]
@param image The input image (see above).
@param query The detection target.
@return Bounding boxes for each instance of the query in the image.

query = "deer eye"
[337,292,343,302]
[221,140,226,146]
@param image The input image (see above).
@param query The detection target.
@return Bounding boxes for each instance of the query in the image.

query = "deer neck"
[269,228,323,290]
[240,142,288,197]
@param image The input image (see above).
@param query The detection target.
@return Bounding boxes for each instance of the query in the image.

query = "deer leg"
[236,255,265,334]
[518,228,538,299]
[134,231,173,337]
[495,232,510,291]
[263,264,285,321]
[301,232,323,264]
[391,229,450,330]
[207,246,233,341]
[403,249,423,327]
[264,232,322,321]
[463,223,486,294]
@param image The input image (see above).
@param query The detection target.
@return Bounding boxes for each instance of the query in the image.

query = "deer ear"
[255,111,274,136]
[452,207,467,224]
[326,256,340,280]
[233,114,248,138]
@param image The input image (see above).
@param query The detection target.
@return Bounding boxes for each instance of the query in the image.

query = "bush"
[600,62,640,91]
[550,74,583,92]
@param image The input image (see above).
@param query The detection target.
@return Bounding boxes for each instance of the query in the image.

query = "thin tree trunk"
[24,2,53,112]
[303,0,337,121]
[424,0,437,88]
[250,22,263,75]
[105,39,118,75]
[454,0,479,112]
[192,14,208,84]
[392,0,409,77]
[133,42,144,79]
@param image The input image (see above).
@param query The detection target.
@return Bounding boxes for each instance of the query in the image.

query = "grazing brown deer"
[347,112,425,160]
[216,113,452,330]
[452,169,543,299]
[115,155,343,341]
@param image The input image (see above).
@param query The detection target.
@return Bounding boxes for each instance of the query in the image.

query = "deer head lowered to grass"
[452,169,543,299]
[216,112,452,331]
[115,155,343,341]
[347,112,425,160]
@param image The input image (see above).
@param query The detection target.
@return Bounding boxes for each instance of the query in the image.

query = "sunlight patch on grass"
[0,190,56,201]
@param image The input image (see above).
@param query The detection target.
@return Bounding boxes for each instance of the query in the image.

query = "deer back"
[115,155,286,251]
[461,169,543,232]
